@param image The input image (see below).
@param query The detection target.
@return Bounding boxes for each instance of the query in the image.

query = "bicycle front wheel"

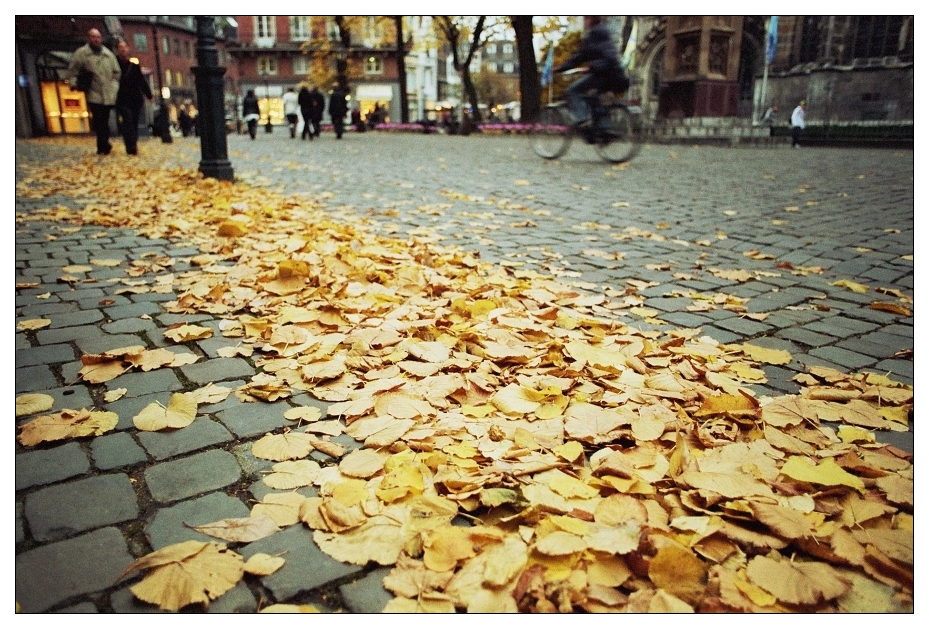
[595,105,642,164]
[531,106,572,160]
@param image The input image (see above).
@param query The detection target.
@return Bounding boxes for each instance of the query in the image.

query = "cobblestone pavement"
[15,131,914,613]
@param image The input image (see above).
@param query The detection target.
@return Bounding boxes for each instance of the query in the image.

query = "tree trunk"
[394,16,409,123]
[334,16,351,91]
[511,16,540,122]
[462,16,485,123]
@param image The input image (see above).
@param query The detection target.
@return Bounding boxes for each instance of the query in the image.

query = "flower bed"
[477,123,535,134]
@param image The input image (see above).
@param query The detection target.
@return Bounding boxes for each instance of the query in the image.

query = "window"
[175,71,182,86]
[164,69,172,86]
[173,38,180,55]
[798,17,825,63]
[326,18,341,42]
[255,16,276,41]
[365,55,383,75]
[362,16,382,46]
[184,41,191,58]
[257,55,278,75]
[486,43,497,54]
[503,62,514,74]
[162,35,170,55]
[133,33,148,53]
[852,16,906,59]
[290,16,311,41]
[502,43,513,54]
[293,55,310,75]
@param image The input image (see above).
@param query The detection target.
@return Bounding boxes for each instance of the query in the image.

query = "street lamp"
[149,16,173,143]
[193,16,234,181]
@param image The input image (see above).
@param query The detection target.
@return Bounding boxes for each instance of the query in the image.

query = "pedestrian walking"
[298,85,313,140]
[283,87,299,139]
[114,38,153,155]
[242,89,260,140]
[67,28,121,155]
[791,100,806,148]
[328,86,348,139]
[308,86,325,138]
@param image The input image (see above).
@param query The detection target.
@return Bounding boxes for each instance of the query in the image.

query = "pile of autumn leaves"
[15,148,913,613]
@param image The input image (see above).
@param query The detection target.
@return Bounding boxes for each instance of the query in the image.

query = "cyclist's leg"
[565,75,597,125]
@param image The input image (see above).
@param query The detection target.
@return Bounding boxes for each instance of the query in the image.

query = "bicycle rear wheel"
[531,106,572,160]
[595,105,642,164]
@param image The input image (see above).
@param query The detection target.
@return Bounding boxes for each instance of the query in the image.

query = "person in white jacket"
[283,87,300,139]
[791,100,806,148]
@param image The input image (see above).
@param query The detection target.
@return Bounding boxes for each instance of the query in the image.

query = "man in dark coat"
[308,86,326,138]
[298,86,313,140]
[115,39,154,154]
[328,86,347,139]
[556,16,628,128]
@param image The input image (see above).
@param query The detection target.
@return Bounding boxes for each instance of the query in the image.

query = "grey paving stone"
[53,602,99,613]
[697,325,745,345]
[102,317,159,335]
[17,501,25,544]
[340,567,393,613]
[105,368,183,399]
[872,360,914,385]
[180,357,256,385]
[15,527,134,613]
[90,432,149,470]
[15,342,76,368]
[137,418,234,460]
[216,400,293,438]
[15,364,58,393]
[712,316,772,336]
[775,326,837,348]
[103,301,165,321]
[16,441,90,491]
[144,450,243,504]
[74,333,147,354]
[24,474,139,542]
[807,346,874,370]
[145,491,251,550]
[43,309,105,328]
[241,524,362,601]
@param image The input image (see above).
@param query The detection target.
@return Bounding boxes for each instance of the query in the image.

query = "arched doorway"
[35,50,91,134]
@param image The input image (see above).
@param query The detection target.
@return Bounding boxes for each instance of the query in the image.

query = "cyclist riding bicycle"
[556,16,630,135]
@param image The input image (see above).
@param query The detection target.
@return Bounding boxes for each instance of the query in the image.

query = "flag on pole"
[622,20,638,71]
[766,16,779,64]
[540,43,554,87]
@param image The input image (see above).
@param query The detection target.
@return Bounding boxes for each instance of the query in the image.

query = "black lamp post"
[193,16,234,181]
[150,17,173,143]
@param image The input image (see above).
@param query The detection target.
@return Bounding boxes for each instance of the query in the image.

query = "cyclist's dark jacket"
[557,23,629,93]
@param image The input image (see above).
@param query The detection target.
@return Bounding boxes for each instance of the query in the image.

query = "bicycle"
[531,73,643,163]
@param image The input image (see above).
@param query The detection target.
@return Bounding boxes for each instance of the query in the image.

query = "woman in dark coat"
[328,86,347,139]
[242,89,260,139]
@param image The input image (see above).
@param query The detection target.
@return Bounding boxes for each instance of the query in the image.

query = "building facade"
[625,15,913,124]
[229,16,407,125]
[15,16,238,139]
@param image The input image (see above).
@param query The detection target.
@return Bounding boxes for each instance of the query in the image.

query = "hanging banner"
[766,16,779,64]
